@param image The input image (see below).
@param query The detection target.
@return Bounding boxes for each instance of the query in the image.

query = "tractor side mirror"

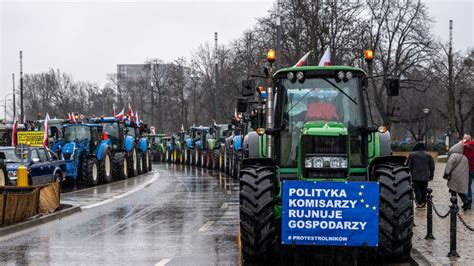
[0,152,5,160]
[385,77,400,96]
[242,79,255,97]
[237,98,248,113]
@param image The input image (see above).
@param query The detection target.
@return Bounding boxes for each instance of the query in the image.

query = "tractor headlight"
[313,157,324,168]
[296,71,304,81]
[345,71,353,79]
[330,157,341,168]
[305,156,348,169]
[337,71,345,80]
[287,72,295,81]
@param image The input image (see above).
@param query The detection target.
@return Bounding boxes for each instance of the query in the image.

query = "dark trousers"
[449,190,468,205]
[413,180,428,205]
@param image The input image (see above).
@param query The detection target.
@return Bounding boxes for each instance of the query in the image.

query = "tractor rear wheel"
[239,165,277,263]
[82,157,99,186]
[112,152,128,180]
[143,150,150,173]
[375,163,413,262]
[137,152,143,175]
[128,149,138,177]
[99,150,113,183]
[152,149,159,162]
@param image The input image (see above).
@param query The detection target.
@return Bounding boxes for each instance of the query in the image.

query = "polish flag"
[181,124,184,132]
[43,113,50,147]
[66,113,71,121]
[150,126,156,134]
[115,108,124,120]
[294,51,312,67]
[128,104,134,119]
[71,113,77,123]
[318,47,332,66]
[11,118,18,146]
[134,111,139,126]
[113,103,117,117]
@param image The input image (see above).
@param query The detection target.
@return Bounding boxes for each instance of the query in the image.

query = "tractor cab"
[36,118,66,148]
[0,122,26,147]
[272,66,370,179]
[89,117,125,150]
[190,126,210,150]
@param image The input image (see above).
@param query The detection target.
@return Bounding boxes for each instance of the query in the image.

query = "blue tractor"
[52,123,112,186]
[124,121,151,174]
[188,126,210,167]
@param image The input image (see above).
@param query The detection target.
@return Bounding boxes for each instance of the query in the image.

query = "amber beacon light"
[363,49,374,62]
[267,49,276,63]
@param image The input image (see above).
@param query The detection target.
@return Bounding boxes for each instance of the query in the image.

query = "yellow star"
[358,192,363,196]
[365,204,369,208]
[360,185,365,189]
[360,199,365,203]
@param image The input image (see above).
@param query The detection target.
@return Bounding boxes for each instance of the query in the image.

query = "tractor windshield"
[278,77,363,167]
[64,126,91,142]
[102,122,120,145]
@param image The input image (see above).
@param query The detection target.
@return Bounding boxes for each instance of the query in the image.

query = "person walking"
[407,142,435,208]
[443,142,470,210]
[462,134,474,210]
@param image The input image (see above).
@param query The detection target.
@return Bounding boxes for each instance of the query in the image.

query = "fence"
[424,188,474,258]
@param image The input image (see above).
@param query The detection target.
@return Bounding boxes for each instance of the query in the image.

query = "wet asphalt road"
[0,163,241,265]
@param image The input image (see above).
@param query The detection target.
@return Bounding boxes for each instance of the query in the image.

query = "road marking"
[198,221,214,232]
[221,202,228,209]
[82,174,158,209]
[155,258,171,266]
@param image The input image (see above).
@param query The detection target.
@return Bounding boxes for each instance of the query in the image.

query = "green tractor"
[239,55,412,263]
[146,133,167,162]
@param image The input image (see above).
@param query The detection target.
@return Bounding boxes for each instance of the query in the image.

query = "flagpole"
[276,0,282,70]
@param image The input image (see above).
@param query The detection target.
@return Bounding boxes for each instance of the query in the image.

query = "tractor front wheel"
[239,165,277,263]
[376,163,413,262]
[82,157,99,186]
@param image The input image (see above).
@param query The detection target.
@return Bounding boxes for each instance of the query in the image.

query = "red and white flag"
[128,104,134,119]
[294,51,312,67]
[150,126,156,134]
[113,103,117,117]
[318,47,331,66]
[115,108,124,120]
[134,111,139,126]
[71,112,77,123]
[11,117,18,146]
[43,113,50,147]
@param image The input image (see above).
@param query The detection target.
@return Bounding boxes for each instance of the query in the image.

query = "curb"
[0,206,81,237]
[410,248,431,266]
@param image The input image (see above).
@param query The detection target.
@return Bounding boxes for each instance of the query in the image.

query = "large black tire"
[99,150,113,183]
[127,148,138,177]
[375,163,413,262]
[239,165,277,263]
[152,149,159,162]
[137,152,143,175]
[112,152,128,180]
[81,157,99,186]
[143,150,151,173]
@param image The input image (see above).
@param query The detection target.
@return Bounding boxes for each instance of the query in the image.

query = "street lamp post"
[423,108,430,143]
[3,94,14,121]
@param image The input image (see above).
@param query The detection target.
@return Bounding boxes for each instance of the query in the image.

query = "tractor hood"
[301,121,348,136]
[62,142,76,156]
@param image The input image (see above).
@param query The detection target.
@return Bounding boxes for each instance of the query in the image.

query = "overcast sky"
[0,0,473,116]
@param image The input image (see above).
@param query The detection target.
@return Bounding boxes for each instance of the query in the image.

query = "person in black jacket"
[407,142,435,208]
